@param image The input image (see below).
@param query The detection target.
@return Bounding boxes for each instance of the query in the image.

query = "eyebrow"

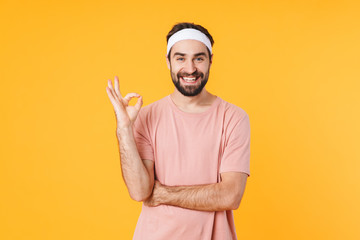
[173,52,208,58]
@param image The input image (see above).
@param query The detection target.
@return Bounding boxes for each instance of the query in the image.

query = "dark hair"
[166,22,214,60]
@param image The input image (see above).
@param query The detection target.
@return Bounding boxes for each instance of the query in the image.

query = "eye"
[195,57,204,61]
[176,57,185,61]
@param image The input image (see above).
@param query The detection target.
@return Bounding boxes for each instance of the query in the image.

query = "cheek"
[171,67,182,75]
[169,62,178,71]
[197,66,208,73]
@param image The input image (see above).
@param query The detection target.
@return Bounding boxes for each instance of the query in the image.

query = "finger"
[134,95,143,111]
[109,85,126,108]
[123,92,140,102]
[107,86,127,111]
[106,87,121,112]
[114,76,123,98]
[107,83,120,102]
[108,79,118,99]
[108,79,113,89]
[122,92,140,106]
[108,79,122,101]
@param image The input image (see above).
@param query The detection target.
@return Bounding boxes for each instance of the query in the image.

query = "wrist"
[152,181,169,206]
[116,125,133,138]
[159,184,171,205]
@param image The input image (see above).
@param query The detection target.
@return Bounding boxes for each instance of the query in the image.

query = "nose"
[183,59,196,75]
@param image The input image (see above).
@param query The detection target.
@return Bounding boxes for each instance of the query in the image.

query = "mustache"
[177,71,203,78]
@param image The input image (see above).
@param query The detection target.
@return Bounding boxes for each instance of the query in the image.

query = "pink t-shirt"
[132,94,250,240]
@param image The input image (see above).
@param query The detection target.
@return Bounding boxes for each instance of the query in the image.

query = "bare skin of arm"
[106,76,154,202]
[144,172,248,211]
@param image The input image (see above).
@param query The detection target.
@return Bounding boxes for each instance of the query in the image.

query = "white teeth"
[182,77,196,82]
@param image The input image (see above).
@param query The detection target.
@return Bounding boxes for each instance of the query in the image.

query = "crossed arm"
[143,163,248,211]
[117,126,248,211]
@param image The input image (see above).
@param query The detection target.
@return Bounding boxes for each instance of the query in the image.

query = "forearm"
[116,126,153,201]
[150,181,238,211]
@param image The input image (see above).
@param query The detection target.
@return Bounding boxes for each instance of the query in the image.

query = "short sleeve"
[219,113,250,177]
[132,110,154,161]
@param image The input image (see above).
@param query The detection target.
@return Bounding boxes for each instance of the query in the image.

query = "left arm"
[144,172,248,211]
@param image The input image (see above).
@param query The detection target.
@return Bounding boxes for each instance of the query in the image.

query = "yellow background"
[1,0,359,239]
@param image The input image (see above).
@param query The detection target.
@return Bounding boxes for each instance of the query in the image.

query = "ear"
[209,53,213,67]
[166,54,170,70]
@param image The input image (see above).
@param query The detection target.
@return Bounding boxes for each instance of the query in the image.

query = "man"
[106,22,250,240]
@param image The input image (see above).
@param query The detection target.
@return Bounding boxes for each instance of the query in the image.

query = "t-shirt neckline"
[166,94,221,117]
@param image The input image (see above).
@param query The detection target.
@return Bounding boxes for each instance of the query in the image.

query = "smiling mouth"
[180,76,200,84]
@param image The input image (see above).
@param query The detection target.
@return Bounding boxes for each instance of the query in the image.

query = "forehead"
[170,39,209,56]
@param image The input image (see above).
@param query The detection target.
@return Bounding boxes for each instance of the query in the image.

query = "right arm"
[106,76,154,202]
[116,127,154,201]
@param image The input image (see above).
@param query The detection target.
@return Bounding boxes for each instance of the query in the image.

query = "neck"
[170,88,216,110]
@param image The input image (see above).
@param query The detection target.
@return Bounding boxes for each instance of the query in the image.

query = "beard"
[170,66,210,97]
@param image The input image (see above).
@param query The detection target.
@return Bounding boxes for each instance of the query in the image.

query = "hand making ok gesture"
[106,76,143,130]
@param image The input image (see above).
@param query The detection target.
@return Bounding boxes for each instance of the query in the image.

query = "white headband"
[166,28,212,56]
